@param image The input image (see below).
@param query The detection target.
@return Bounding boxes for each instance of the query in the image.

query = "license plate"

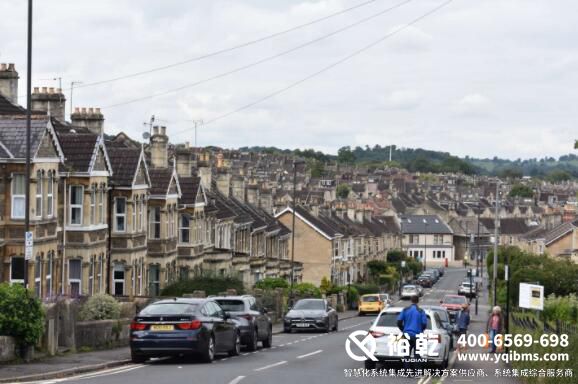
[150,324,174,331]
[296,323,309,327]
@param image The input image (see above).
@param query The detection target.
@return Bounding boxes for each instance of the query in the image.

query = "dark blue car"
[130,298,240,363]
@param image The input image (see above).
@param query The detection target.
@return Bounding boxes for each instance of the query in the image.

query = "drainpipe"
[61,176,67,295]
[106,183,114,294]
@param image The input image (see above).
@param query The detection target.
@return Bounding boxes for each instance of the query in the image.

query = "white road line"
[279,344,286,347]
[36,365,145,383]
[241,353,249,356]
[296,349,323,359]
[254,360,287,371]
[228,375,246,384]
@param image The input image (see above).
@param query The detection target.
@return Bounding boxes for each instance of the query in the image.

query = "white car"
[400,285,419,300]
[364,307,451,369]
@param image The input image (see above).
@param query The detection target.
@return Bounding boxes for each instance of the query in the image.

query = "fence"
[511,312,577,335]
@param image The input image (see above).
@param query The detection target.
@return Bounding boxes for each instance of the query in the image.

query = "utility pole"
[193,119,203,147]
[69,81,82,118]
[143,115,155,139]
[475,207,480,315]
[423,218,428,271]
[24,0,33,290]
[289,160,298,306]
[389,145,392,162]
[505,250,511,352]
[493,181,500,307]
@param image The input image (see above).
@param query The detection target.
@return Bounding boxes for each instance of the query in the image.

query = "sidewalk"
[0,310,359,383]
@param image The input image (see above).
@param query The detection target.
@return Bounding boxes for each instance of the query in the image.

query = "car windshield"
[362,296,380,302]
[376,312,432,329]
[140,303,197,315]
[443,296,467,305]
[215,300,245,312]
[293,300,324,310]
[432,309,449,323]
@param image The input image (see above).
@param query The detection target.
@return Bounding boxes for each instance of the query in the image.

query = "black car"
[417,274,435,288]
[284,299,338,333]
[213,295,272,351]
[130,298,240,363]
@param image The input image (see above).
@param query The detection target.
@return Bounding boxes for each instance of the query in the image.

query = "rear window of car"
[376,312,432,329]
[443,296,467,305]
[215,300,246,312]
[140,303,197,315]
[362,295,380,302]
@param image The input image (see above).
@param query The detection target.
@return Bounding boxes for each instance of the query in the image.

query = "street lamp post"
[289,160,298,306]
[423,219,428,271]
[24,0,33,290]
[493,182,500,307]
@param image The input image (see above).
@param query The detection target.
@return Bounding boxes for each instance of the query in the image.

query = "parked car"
[425,269,440,282]
[417,273,435,288]
[416,284,424,297]
[364,307,451,369]
[379,293,392,306]
[400,285,420,300]
[440,295,468,323]
[358,294,386,316]
[436,267,445,276]
[213,295,272,351]
[422,305,457,350]
[130,298,240,363]
[458,281,477,298]
[283,299,338,333]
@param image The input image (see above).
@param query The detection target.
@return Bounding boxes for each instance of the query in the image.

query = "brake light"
[369,330,385,338]
[177,320,202,330]
[130,321,147,331]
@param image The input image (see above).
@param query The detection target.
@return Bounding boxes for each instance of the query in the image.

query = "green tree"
[307,159,325,178]
[337,146,356,164]
[546,170,571,182]
[0,284,45,346]
[509,184,534,198]
[319,276,333,294]
[336,184,351,199]
[254,277,289,290]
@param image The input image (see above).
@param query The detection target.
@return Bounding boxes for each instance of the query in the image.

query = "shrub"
[292,283,321,298]
[351,284,380,296]
[254,277,289,291]
[319,276,333,294]
[161,276,245,297]
[0,283,45,346]
[79,294,121,321]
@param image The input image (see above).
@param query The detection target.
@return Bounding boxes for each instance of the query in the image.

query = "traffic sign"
[25,231,33,261]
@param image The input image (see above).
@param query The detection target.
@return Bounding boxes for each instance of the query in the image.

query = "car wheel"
[130,351,146,364]
[358,311,364,316]
[323,319,330,333]
[262,327,273,348]
[364,359,377,369]
[200,335,215,363]
[333,318,338,332]
[229,332,241,356]
[247,328,258,351]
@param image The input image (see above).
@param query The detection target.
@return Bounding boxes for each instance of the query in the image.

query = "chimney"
[175,145,193,177]
[355,209,364,223]
[150,125,169,168]
[199,166,212,190]
[0,63,19,104]
[31,86,66,121]
[347,207,355,221]
[71,107,104,135]
[216,172,231,197]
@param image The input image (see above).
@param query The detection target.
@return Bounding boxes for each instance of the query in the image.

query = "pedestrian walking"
[456,304,470,352]
[397,295,427,373]
[486,306,503,353]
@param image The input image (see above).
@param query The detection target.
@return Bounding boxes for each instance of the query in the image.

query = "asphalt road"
[28,268,509,384]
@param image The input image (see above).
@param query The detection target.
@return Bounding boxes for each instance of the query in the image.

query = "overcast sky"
[1,0,577,160]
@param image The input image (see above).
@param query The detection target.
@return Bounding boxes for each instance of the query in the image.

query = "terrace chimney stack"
[71,107,105,135]
[150,125,169,168]
[0,63,19,104]
[31,87,66,121]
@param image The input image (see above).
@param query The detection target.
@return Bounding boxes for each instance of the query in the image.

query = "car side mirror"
[262,308,268,314]
[223,311,231,320]
[327,306,332,312]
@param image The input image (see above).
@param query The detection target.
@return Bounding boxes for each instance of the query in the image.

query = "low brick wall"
[75,319,131,350]
[0,336,16,362]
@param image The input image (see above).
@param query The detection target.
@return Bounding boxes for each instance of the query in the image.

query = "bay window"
[69,185,83,225]
[114,197,126,232]
[149,207,161,239]
[35,170,43,218]
[180,214,190,244]
[47,172,54,217]
[11,174,25,219]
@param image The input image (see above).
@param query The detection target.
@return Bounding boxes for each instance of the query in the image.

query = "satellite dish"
[142,132,150,140]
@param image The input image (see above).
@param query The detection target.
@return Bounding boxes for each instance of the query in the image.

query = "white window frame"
[47,172,54,217]
[35,170,43,218]
[97,254,103,293]
[98,186,104,224]
[9,256,25,285]
[113,264,125,296]
[179,214,190,244]
[90,185,96,225]
[88,256,94,296]
[34,255,42,297]
[11,174,26,219]
[46,252,53,297]
[139,197,145,231]
[134,198,139,232]
[69,259,82,296]
[149,207,161,239]
[69,185,84,225]
[114,197,127,232]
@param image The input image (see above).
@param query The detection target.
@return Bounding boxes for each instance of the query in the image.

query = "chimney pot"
[33,87,39,93]
[57,88,62,93]
[153,126,159,135]
[41,86,47,93]
[48,87,54,94]
[81,107,87,113]
[0,63,6,71]
[8,63,15,71]
[88,107,94,113]
[160,126,166,136]
[74,107,80,113]
[95,107,101,114]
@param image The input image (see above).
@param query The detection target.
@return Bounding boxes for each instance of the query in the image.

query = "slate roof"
[148,168,174,196]
[544,221,578,245]
[400,214,453,234]
[57,132,99,172]
[0,117,48,158]
[479,218,531,235]
[179,176,201,205]
[0,94,26,115]
[107,146,142,186]
[373,215,401,234]
[279,206,342,239]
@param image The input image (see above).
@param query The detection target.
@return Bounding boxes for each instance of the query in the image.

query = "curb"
[0,359,132,383]
[272,312,360,335]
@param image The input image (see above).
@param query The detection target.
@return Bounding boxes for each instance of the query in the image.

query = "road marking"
[254,360,287,371]
[279,344,286,347]
[417,376,432,384]
[228,375,246,384]
[241,352,249,356]
[297,349,323,359]
[33,365,145,383]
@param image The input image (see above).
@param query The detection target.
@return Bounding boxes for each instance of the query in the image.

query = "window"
[133,198,138,232]
[34,255,42,297]
[113,264,125,296]
[35,170,43,217]
[69,259,82,297]
[11,174,26,219]
[97,254,103,293]
[98,186,105,224]
[409,234,419,244]
[46,252,53,297]
[10,256,25,285]
[139,197,145,231]
[69,186,83,225]
[114,197,126,232]
[47,172,54,217]
[180,214,190,243]
[88,256,94,296]
[148,265,160,296]
[149,207,161,239]
[90,186,96,225]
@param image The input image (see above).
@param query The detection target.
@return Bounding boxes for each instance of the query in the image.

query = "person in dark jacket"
[456,304,470,352]
[397,295,427,371]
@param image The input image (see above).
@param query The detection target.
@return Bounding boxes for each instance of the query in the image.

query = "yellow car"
[358,294,386,316]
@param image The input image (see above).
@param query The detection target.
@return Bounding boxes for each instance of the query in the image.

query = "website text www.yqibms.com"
[457,350,570,364]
